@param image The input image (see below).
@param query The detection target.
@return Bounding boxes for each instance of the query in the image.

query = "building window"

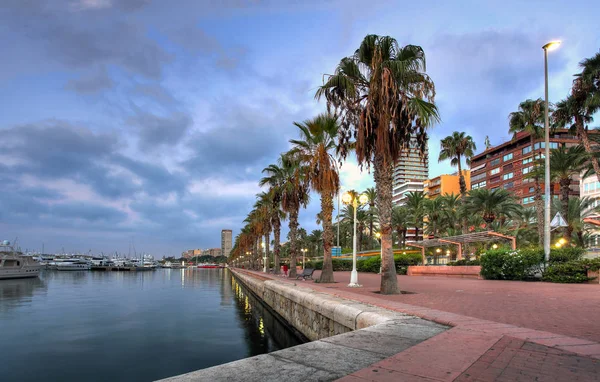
[472,181,487,189]
[490,176,501,184]
[490,158,500,166]
[523,177,534,184]
[503,153,513,162]
[503,172,514,180]
[490,168,500,175]
[522,196,535,204]
[471,173,486,182]
[522,157,533,165]
[529,187,535,193]
[504,182,514,189]
[522,146,532,154]
[522,166,533,175]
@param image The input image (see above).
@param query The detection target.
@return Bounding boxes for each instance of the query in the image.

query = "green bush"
[549,247,585,263]
[447,259,481,266]
[543,258,600,283]
[480,249,542,280]
[357,256,380,273]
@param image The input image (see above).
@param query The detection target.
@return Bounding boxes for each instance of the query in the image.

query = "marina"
[0,267,303,382]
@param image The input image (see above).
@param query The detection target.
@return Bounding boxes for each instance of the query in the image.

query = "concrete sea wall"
[232,269,404,340]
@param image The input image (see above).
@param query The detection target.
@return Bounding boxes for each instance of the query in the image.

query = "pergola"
[406,231,516,264]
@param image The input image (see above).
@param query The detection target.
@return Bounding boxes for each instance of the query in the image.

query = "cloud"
[127,109,192,150]
[66,67,114,93]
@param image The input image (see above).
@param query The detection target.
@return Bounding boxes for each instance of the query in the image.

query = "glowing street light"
[301,248,308,269]
[342,191,369,287]
[543,40,561,262]
[492,244,498,250]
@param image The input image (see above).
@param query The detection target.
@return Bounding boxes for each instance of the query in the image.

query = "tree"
[423,197,444,238]
[259,164,288,274]
[463,189,521,229]
[289,113,340,283]
[553,197,596,246]
[364,187,378,247]
[392,206,410,247]
[316,35,439,294]
[438,131,476,195]
[553,52,600,181]
[550,145,588,239]
[260,154,309,278]
[509,99,548,245]
[405,191,425,241]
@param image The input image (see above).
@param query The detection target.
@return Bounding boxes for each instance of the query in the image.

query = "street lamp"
[261,241,267,273]
[246,251,251,268]
[342,191,369,287]
[543,40,561,262]
[375,232,382,274]
[301,248,308,269]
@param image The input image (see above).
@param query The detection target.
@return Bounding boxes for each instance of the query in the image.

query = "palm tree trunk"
[288,207,299,278]
[369,207,374,249]
[264,232,270,271]
[532,136,544,246]
[402,229,407,247]
[559,178,571,239]
[273,217,281,274]
[319,192,335,283]
[457,157,466,195]
[576,116,600,182]
[374,156,400,295]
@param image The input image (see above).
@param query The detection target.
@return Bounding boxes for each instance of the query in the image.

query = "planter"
[407,265,482,279]
[587,269,599,284]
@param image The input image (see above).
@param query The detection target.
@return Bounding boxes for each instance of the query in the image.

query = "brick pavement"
[237,269,600,381]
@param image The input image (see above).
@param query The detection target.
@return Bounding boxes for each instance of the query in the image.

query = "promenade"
[253,269,600,381]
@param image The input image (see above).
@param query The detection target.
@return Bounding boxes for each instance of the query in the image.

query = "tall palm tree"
[509,99,548,245]
[364,187,378,247]
[553,197,596,245]
[438,193,461,233]
[423,197,444,238]
[260,164,288,274]
[578,52,600,114]
[405,191,425,241]
[463,189,521,229]
[316,35,439,294]
[438,132,476,195]
[550,145,588,237]
[260,154,309,278]
[392,206,410,247]
[289,113,340,283]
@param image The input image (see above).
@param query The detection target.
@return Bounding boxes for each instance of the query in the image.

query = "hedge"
[479,247,589,282]
[447,259,480,266]
[304,253,422,275]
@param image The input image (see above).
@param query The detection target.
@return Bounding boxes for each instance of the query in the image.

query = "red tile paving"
[235,269,600,381]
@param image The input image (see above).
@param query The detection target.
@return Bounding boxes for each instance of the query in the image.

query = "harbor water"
[0,268,304,381]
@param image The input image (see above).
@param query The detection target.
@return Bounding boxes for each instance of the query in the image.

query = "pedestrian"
[282,263,288,277]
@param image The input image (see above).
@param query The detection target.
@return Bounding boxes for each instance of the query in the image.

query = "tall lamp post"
[542,40,561,262]
[261,241,267,273]
[375,232,382,274]
[245,251,251,269]
[342,191,369,287]
[301,248,308,269]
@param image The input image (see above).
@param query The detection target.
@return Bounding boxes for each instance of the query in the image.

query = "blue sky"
[1,0,598,256]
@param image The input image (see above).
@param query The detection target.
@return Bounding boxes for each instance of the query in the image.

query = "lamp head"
[542,41,561,51]
[342,192,352,204]
[359,194,369,205]
[375,232,381,239]
[436,248,441,253]
[559,238,567,245]
[492,244,498,249]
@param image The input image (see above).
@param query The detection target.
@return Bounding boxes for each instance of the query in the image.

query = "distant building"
[182,250,195,259]
[424,170,470,199]
[469,130,583,206]
[202,248,222,257]
[221,229,232,258]
[392,135,428,206]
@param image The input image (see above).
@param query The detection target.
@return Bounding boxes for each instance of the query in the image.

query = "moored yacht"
[55,258,91,271]
[0,240,41,280]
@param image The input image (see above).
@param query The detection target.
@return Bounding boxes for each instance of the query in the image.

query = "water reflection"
[0,277,46,311]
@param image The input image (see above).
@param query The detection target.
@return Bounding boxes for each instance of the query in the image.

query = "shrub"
[549,247,585,263]
[480,249,542,280]
[357,256,380,273]
[543,258,600,283]
[447,259,481,266]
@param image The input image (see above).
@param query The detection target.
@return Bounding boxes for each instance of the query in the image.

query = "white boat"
[55,258,91,271]
[0,240,41,280]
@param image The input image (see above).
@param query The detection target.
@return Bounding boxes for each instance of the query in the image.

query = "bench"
[296,268,315,280]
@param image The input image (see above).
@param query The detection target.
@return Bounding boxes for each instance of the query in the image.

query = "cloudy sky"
[1,0,598,256]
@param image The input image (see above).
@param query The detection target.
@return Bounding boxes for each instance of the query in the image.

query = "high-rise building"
[424,170,470,199]
[469,130,584,205]
[221,229,232,258]
[392,136,429,206]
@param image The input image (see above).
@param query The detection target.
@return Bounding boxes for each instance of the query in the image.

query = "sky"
[1,0,599,256]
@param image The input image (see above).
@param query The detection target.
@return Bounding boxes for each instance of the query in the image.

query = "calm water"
[0,268,304,381]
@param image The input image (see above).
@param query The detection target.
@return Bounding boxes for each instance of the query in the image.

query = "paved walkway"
[242,269,600,381]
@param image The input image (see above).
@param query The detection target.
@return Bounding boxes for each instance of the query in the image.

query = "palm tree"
[405,191,425,241]
[463,189,521,229]
[316,35,439,294]
[260,154,309,278]
[308,229,323,258]
[423,197,444,238]
[254,192,273,269]
[438,132,476,195]
[509,99,548,245]
[392,206,410,247]
[553,53,600,180]
[553,197,596,245]
[364,187,378,247]
[549,145,588,237]
[259,164,288,274]
[289,113,340,283]
[438,193,461,233]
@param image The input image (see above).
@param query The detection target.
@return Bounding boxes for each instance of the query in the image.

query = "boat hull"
[0,266,41,280]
